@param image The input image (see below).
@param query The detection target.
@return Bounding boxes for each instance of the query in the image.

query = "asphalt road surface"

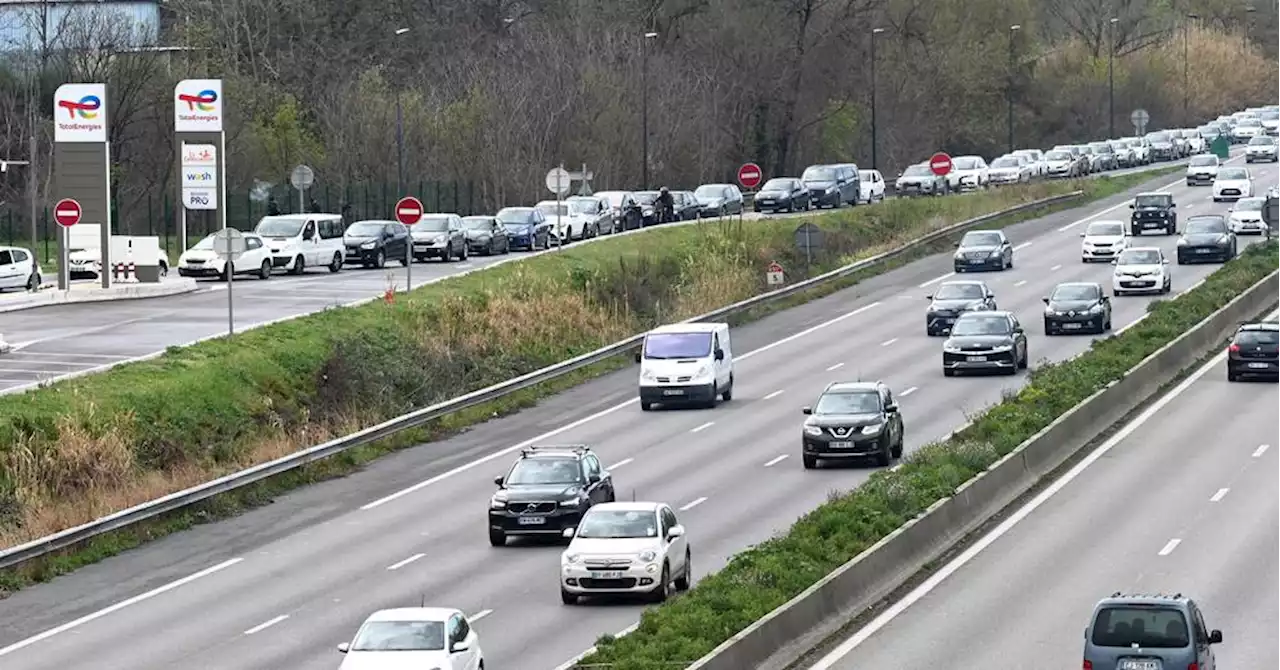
[0,154,1267,670]
[805,346,1279,670]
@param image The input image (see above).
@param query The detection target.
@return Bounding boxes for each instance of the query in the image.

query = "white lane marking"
[899,386,918,397]
[827,362,845,371]
[679,496,708,511]
[806,329,1247,668]
[608,457,634,470]
[1252,444,1270,458]
[764,454,789,467]
[552,623,640,670]
[1209,488,1229,503]
[361,300,882,510]
[0,558,244,656]
[1184,277,1206,293]
[469,609,493,622]
[386,553,425,571]
[690,422,714,433]
[918,272,955,288]
[1158,538,1182,556]
[881,338,898,347]
[764,390,785,400]
[244,614,289,635]
[1115,313,1149,335]
[1,350,127,359]
[1050,264,1062,271]
[1012,241,1033,251]
[1014,280,1027,287]
[456,263,474,269]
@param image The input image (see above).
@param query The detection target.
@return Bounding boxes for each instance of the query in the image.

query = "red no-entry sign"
[394,196,424,226]
[738,163,763,190]
[929,152,953,176]
[54,198,82,227]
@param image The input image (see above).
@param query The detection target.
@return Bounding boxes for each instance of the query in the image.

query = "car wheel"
[374,250,385,269]
[1227,369,1238,382]
[649,564,670,603]
[640,401,652,411]
[328,253,343,273]
[442,243,454,261]
[290,255,305,275]
[802,454,818,469]
[461,244,469,261]
[720,376,733,402]
[1044,319,1055,335]
[891,431,904,459]
[560,588,578,605]
[943,368,956,377]
[258,259,271,279]
[26,272,40,290]
[874,435,892,467]
[674,551,692,591]
[488,529,506,546]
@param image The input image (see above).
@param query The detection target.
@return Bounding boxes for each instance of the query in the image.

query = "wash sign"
[181,143,217,210]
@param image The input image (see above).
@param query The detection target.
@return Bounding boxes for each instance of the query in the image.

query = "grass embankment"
[0,169,1174,593]
[573,241,1279,669]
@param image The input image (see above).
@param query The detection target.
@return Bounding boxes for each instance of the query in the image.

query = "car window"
[960,231,1003,247]
[302,221,316,239]
[1234,198,1265,211]
[1184,217,1225,234]
[246,237,262,250]
[576,509,659,538]
[454,615,470,642]
[351,620,446,651]
[1051,284,1099,301]
[814,391,881,414]
[0,250,12,265]
[1118,249,1161,264]
[1134,195,1170,207]
[1091,606,1190,648]
[506,457,583,485]
[951,314,1012,336]
[1189,156,1218,166]
[583,455,601,478]
[1235,329,1279,345]
[934,283,985,300]
[643,332,712,359]
[661,507,678,530]
[1085,222,1124,236]
[1217,168,1247,180]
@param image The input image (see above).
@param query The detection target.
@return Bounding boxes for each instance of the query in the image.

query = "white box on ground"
[68,224,101,251]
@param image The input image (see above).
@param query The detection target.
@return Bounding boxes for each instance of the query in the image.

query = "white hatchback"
[858,169,885,203]
[178,231,273,280]
[1079,220,1129,262]
[1227,196,1269,234]
[1212,167,1253,202]
[337,607,483,670]
[1112,247,1171,296]
[0,245,40,291]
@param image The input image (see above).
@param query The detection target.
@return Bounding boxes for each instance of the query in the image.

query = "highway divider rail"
[0,191,1084,570]
[681,268,1279,670]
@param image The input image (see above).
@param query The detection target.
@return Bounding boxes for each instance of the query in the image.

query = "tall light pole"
[1108,18,1118,139]
[1243,6,1256,49]
[393,27,410,197]
[641,31,658,190]
[1008,25,1020,153]
[1184,14,1197,126]
[870,27,884,170]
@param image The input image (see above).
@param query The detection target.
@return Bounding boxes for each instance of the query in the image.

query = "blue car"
[497,207,552,251]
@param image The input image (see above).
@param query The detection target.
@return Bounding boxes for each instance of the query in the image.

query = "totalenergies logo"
[178,89,218,112]
[57,95,101,119]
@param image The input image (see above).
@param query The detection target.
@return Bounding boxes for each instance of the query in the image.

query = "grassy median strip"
[0,169,1177,593]
[572,241,1279,669]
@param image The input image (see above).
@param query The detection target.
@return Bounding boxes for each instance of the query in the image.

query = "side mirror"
[634,352,642,363]
[1208,629,1223,644]
[1101,295,1110,302]
[1078,232,1086,237]
[452,640,471,653]
[925,294,933,300]
[337,643,350,653]
[494,475,504,487]
[1163,259,1170,264]
[1170,203,1177,208]
[666,524,685,540]
[801,406,813,415]
[561,526,576,539]
[1041,297,1050,304]
[885,402,898,413]
[1128,203,1135,209]
[714,349,725,361]
[1013,326,1024,334]
[1111,259,1118,264]
[588,473,601,484]
[952,242,960,248]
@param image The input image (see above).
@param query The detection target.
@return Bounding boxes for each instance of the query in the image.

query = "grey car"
[1084,593,1221,670]
[941,311,1028,376]
[895,163,948,195]
[925,280,997,336]
[952,229,1014,272]
[410,213,468,262]
[461,215,510,255]
[693,183,744,217]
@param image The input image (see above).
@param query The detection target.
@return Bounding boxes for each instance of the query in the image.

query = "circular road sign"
[1130,108,1150,127]
[545,167,572,196]
[212,227,246,261]
[290,164,315,190]
[738,163,763,190]
[929,152,953,176]
[53,198,82,227]
[394,196,425,226]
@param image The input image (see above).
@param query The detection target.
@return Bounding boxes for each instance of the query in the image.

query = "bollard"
[0,333,9,354]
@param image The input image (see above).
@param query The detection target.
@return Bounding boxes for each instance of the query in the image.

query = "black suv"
[1129,192,1177,236]
[925,280,997,336]
[1226,321,1278,381]
[800,381,904,469]
[1043,282,1111,335]
[488,445,615,546]
[942,311,1028,376]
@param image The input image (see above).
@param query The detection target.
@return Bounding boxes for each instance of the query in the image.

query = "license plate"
[1196,248,1213,253]
[662,389,685,396]
[829,441,853,449]
[1062,322,1082,329]
[1119,660,1159,670]
[969,259,984,264]
[1248,362,1271,369]
[590,571,624,579]
[517,516,546,525]
[967,355,987,362]
[758,200,773,205]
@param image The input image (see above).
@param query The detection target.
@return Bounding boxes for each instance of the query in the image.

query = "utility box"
[108,236,164,282]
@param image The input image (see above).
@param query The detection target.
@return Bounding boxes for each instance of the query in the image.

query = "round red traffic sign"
[767,260,784,273]
[929,152,953,176]
[393,196,424,226]
[53,198,82,227]
[737,162,763,190]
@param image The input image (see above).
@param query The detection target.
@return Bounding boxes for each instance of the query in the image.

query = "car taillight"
[1188,664,1199,670]
[1082,662,1092,670]
[1228,343,1240,353]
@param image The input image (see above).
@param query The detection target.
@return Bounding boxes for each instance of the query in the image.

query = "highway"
[805,344,1279,670]
[0,152,1267,670]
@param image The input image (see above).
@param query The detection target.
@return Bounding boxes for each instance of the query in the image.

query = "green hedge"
[574,241,1279,669]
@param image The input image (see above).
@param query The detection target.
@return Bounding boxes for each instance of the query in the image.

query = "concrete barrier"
[686,268,1279,670]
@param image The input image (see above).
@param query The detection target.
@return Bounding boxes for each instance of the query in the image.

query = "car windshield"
[505,457,582,485]
[1089,143,1111,152]
[1146,132,1170,142]
[802,167,836,181]
[254,216,306,237]
[814,391,880,415]
[1086,222,1124,236]
[1045,151,1071,160]
[903,165,931,176]
[1051,284,1099,301]
[960,232,1002,247]
[1189,156,1218,166]
[1261,110,1280,120]
[634,192,659,205]
[1217,168,1247,180]
[576,509,658,539]
[643,332,713,359]
[694,185,726,198]
[411,216,450,232]
[858,170,876,180]
[189,234,218,250]
[991,157,1019,168]
[1090,607,1189,649]
[597,192,626,207]
[568,199,598,214]
[1118,249,1160,264]
[462,217,494,229]
[1185,217,1225,234]
[934,283,985,300]
[953,157,979,169]
[951,315,1011,336]
[497,209,534,225]
[345,222,385,236]
[1248,136,1275,146]
[1239,118,1261,127]
[1197,126,1217,135]
[351,620,446,652]
[1181,130,1199,138]
[1234,198,1265,211]
[1126,139,1143,147]
[762,178,794,190]
[1134,195,1169,207]
[1236,329,1279,345]
[537,202,569,217]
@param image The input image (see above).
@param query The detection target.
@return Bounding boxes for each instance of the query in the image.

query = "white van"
[635,322,734,410]
[253,214,346,274]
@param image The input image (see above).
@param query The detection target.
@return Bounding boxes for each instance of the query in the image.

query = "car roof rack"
[1109,591,1184,600]
[520,444,591,458]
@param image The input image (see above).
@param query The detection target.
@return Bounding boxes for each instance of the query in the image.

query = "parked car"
[857,169,886,203]
[566,195,614,234]
[177,231,272,280]
[497,206,551,250]
[1179,128,1206,154]
[1043,149,1080,178]
[595,190,644,231]
[0,245,42,290]
[801,163,858,208]
[537,199,598,241]
[410,213,468,261]
[460,215,511,255]
[342,219,410,268]
[254,213,345,275]
[1144,131,1177,160]
[692,183,744,218]
[1011,149,1045,177]
[895,163,948,196]
[753,178,811,213]
[1123,137,1152,164]
[987,155,1032,185]
[672,191,702,221]
[946,156,989,191]
[1079,144,1106,172]
[1108,140,1136,167]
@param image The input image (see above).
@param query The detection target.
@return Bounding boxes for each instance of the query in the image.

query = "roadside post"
[794,222,825,277]
[1130,108,1150,137]
[212,227,245,334]
[174,79,227,254]
[290,165,314,213]
[930,152,953,194]
[52,83,111,290]
[394,196,424,291]
[546,165,571,248]
[766,260,785,286]
[737,162,762,233]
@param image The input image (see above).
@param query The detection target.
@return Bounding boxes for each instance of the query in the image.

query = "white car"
[0,245,41,291]
[536,199,603,242]
[1185,154,1220,185]
[857,169,885,203]
[177,231,273,280]
[947,155,989,191]
[1178,129,1206,154]
[1042,149,1077,178]
[1228,196,1269,235]
[1012,149,1045,176]
[1231,118,1264,142]
[560,501,692,605]
[68,246,171,279]
[1079,220,1129,262]
[1212,167,1253,202]
[1244,136,1278,163]
[337,607,483,670]
[1123,137,1151,164]
[987,155,1031,185]
[1112,247,1171,296]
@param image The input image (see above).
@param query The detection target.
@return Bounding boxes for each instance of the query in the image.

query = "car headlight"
[860,423,883,435]
[1044,307,1057,315]
[953,252,964,260]
[564,553,582,564]
[1218,235,1230,245]
[641,369,658,381]
[360,241,376,249]
[693,365,710,378]
[989,344,1013,353]
[559,495,584,507]
[826,186,838,194]
[490,493,508,509]
[1089,303,1104,313]
[1177,238,1188,245]
[989,249,1002,258]
[638,550,658,562]
[943,343,963,353]
[803,425,823,436]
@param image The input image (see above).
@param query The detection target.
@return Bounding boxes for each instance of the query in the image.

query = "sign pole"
[394,196,425,293]
[59,224,69,289]
[556,162,564,249]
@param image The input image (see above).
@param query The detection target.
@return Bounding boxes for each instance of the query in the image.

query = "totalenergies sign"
[174,79,224,133]
[53,83,107,143]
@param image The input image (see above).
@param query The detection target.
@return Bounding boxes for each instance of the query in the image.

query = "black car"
[673,191,702,220]
[801,164,858,208]
[1129,192,1177,236]
[596,191,645,231]
[953,229,1014,272]
[342,220,411,268]
[633,191,666,226]
[488,445,616,546]
[800,381,904,469]
[1176,215,1236,264]
[925,280,997,336]
[942,311,1028,376]
[1043,282,1112,335]
[461,215,510,255]
[753,177,811,213]
[1227,322,1278,381]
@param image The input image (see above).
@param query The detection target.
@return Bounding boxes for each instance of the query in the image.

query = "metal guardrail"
[0,190,1083,570]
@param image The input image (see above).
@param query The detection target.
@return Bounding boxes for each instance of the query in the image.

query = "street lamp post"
[870,27,884,170]
[641,31,658,190]
[1108,18,1118,139]
[1184,14,1197,126]
[393,27,410,197]
[1008,25,1020,153]
[1243,6,1256,49]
